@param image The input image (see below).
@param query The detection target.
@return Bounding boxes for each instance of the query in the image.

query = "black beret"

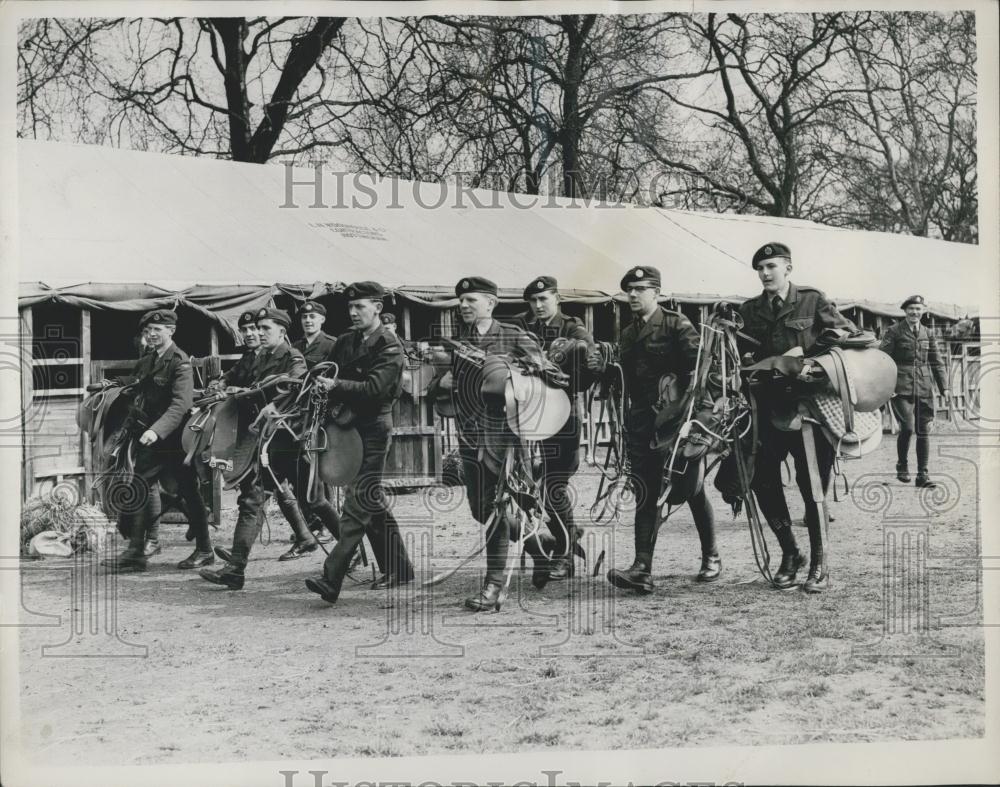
[380,313,397,325]
[139,309,177,328]
[343,281,387,301]
[900,294,926,310]
[751,242,792,270]
[237,311,257,328]
[456,276,498,297]
[523,276,558,300]
[256,307,291,327]
[620,266,661,290]
[298,300,327,317]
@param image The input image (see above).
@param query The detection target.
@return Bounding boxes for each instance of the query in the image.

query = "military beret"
[237,311,257,328]
[299,300,327,317]
[900,294,926,310]
[620,266,661,290]
[752,242,792,269]
[256,307,291,327]
[455,276,498,297]
[523,276,558,300]
[380,313,397,325]
[139,309,177,329]
[343,281,387,301]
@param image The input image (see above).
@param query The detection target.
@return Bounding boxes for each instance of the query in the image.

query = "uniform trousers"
[890,395,935,473]
[626,406,715,564]
[321,416,414,593]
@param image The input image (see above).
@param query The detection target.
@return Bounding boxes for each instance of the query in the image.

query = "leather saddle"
[481,355,571,442]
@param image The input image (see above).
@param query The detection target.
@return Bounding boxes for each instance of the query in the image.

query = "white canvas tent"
[17,139,987,320]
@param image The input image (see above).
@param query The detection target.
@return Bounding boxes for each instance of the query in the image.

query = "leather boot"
[214,546,233,564]
[524,532,555,589]
[304,576,339,604]
[607,558,654,594]
[896,462,911,483]
[464,580,502,612]
[178,549,215,569]
[549,555,575,580]
[769,519,802,589]
[279,541,319,561]
[802,512,829,594]
[199,563,245,590]
[696,553,722,583]
[915,473,935,488]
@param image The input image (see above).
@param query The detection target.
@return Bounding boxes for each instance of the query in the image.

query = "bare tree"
[18,17,351,163]
[833,11,977,240]
[635,12,873,218]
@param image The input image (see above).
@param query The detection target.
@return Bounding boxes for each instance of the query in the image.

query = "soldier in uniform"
[207,311,321,565]
[599,266,721,595]
[880,294,950,487]
[423,276,556,612]
[291,299,341,544]
[200,308,312,589]
[515,275,595,579]
[304,282,415,603]
[737,243,855,593]
[380,313,398,335]
[105,308,214,572]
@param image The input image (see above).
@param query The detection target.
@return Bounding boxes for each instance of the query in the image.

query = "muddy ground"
[15,433,985,766]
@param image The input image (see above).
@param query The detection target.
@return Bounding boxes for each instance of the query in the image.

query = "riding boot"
[275,486,317,546]
[769,518,803,589]
[522,529,556,589]
[309,500,342,541]
[802,507,829,594]
[915,435,932,486]
[896,430,912,467]
[690,488,720,581]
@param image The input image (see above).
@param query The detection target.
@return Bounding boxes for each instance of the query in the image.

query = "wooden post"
[611,301,621,342]
[402,304,412,342]
[209,324,219,356]
[80,309,93,502]
[584,304,595,337]
[20,307,33,501]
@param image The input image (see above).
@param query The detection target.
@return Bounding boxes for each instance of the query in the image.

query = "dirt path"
[16,435,985,765]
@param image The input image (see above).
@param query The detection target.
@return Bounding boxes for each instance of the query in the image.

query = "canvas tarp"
[17,140,988,324]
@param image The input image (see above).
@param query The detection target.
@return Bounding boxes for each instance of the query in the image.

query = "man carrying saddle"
[514,275,595,580]
[600,266,721,595]
[879,294,950,488]
[304,281,415,603]
[204,310,322,565]
[738,243,855,593]
[291,299,342,547]
[200,307,313,590]
[424,276,558,612]
[103,308,214,573]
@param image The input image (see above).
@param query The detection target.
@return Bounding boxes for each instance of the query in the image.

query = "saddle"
[481,354,571,442]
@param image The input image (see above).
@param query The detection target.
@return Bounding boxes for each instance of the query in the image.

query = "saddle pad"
[811,391,881,442]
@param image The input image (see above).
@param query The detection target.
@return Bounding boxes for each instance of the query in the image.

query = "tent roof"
[17,140,988,320]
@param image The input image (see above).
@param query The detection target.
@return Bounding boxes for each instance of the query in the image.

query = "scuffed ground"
[16,434,985,765]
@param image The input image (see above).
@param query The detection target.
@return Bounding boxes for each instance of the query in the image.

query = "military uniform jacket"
[119,343,194,440]
[620,307,700,411]
[452,319,539,442]
[248,341,307,408]
[293,331,337,369]
[221,349,259,388]
[738,282,854,361]
[879,319,948,399]
[326,325,405,423]
[514,310,595,394]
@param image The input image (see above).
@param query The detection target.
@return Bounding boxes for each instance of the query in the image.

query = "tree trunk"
[210,19,253,162]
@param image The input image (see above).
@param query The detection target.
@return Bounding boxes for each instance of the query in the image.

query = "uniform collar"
[765,281,794,304]
[155,341,175,359]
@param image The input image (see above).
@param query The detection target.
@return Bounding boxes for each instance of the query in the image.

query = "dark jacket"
[221,349,259,388]
[326,325,405,423]
[738,281,854,360]
[119,343,194,440]
[249,341,307,408]
[514,310,596,394]
[293,331,338,369]
[879,319,949,399]
[620,307,700,411]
